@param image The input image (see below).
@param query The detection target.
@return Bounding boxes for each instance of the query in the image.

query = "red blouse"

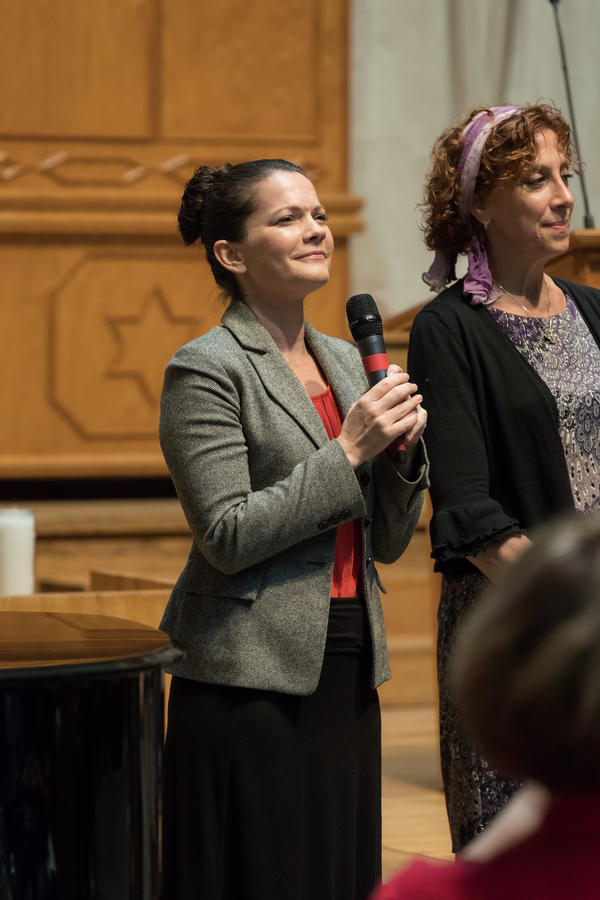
[310,385,362,598]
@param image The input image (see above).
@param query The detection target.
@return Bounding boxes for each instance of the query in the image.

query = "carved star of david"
[106,288,199,407]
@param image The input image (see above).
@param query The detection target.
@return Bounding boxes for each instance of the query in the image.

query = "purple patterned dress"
[439,295,600,851]
[489,296,600,513]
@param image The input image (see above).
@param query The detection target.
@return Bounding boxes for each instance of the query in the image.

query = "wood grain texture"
[0,591,170,635]
[546,229,600,290]
[90,570,177,591]
[34,535,191,592]
[0,592,174,717]
[162,0,318,142]
[0,193,362,235]
[381,705,451,873]
[0,499,190,537]
[0,237,351,477]
[0,0,359,479]
[0,0,155,138]
[0,609,171,669]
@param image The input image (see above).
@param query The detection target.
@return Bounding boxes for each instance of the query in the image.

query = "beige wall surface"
[350,0,600,316]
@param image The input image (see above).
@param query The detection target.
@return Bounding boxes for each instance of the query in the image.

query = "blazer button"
[318,520,329,530]
[359,472,370,487]
[366,556,373,566]
[340,509,351,519]
[364,517,372,527]
[330,514,340,525]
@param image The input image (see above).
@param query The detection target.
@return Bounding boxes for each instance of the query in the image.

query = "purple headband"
[423,106,522,305]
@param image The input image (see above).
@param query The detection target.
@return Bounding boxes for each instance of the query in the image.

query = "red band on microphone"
[362,353,389,375]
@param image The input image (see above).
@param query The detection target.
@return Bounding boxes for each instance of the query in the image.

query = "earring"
[483,219,490,231]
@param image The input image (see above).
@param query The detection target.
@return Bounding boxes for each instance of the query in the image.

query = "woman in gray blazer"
[159,158,428,900]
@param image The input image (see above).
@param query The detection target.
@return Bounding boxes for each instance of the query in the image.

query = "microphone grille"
[346,293,383,339]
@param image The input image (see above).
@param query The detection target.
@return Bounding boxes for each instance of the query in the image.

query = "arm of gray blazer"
[159,354,367,575]
[370,439,430,565]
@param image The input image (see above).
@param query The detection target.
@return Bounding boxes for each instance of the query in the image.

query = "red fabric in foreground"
[371,793,600,900]
[311,385,362,598]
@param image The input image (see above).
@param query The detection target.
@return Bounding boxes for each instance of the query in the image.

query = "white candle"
[0,509,35,596]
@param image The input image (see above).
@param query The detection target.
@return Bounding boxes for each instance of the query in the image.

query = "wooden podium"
[545,228,600,288]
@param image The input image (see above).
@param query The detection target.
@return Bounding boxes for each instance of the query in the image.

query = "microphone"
[346,293,407,464]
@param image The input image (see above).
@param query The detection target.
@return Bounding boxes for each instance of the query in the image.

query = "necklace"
[493,276,558,344]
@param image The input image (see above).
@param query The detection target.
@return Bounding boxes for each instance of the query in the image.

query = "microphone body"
[346,294,407,464]
[353,334,390,387]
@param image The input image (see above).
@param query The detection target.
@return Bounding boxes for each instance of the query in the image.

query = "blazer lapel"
[221,301,329,448]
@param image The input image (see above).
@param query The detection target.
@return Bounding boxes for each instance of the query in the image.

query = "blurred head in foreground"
[455,515,600,792]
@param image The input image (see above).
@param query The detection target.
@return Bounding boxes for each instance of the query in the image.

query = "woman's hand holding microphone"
[337,364,427,477]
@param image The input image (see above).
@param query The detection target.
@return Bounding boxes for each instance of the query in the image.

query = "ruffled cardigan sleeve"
[407,279,581,574]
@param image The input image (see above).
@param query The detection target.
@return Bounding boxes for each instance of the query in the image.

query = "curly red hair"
[422,104,577,259]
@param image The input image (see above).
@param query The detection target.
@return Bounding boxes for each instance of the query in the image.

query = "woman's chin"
[287,268,331,296]
[303,273,331,295]
[536,231,570,262]
[549,235,571,258]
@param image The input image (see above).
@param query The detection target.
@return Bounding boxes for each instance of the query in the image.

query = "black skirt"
[161,597,381,900]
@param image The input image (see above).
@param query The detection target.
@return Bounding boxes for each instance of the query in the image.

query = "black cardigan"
[408,277,600,575]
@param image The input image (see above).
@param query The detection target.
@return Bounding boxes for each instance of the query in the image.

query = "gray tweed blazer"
[159,299,429,695]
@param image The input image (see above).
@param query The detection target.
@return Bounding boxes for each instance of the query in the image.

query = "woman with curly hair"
[407,105,600,850]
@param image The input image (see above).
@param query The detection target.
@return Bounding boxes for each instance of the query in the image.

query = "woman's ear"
[470,196,490,228]
[214,240,247,275]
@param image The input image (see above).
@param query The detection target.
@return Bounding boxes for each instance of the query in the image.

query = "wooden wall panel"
[0,0,360,481]
[163,0,318,141]
[0,234,351,479]
[49,250,208,438]
[0,0,156,138]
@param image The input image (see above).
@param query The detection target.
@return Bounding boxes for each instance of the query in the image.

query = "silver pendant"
[544,332,557,344]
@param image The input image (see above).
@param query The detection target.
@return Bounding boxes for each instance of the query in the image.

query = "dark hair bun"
[178,164,233,246]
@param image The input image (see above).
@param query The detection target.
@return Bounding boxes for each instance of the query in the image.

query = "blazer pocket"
[181,554,266,602]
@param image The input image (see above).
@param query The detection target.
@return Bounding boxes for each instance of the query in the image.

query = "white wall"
[350,0,600,317]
